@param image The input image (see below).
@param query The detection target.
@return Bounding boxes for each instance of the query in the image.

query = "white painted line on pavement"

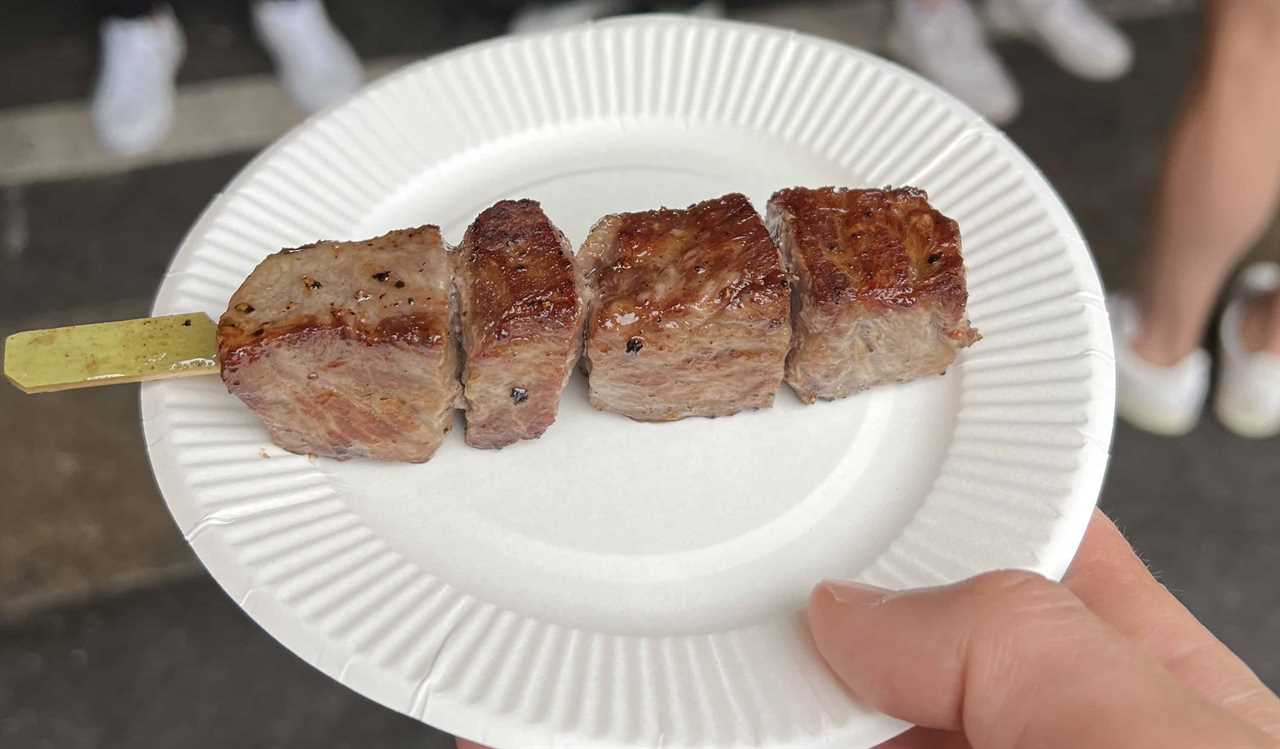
[0,57,413,187]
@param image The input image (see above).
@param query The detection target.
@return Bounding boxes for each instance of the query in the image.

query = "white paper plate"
[143,16,1114,749]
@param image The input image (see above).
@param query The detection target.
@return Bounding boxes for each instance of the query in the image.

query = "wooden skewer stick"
[3,313,219,394]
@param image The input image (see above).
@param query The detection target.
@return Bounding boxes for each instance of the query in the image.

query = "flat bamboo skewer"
[3,313,219,394]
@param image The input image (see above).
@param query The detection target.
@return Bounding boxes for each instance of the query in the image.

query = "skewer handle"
[4,313,219,394]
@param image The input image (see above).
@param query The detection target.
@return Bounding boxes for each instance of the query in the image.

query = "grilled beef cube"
[218,226,459,462]
[767,186,979,402]
[456,200,584,448]
[580,193,790,421]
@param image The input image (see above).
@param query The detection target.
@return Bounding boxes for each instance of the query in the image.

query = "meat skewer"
[5,186,981,463]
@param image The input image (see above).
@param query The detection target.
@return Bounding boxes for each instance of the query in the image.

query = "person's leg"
[887,0,1021,124]
[250,0,363,113]
[1135,0,1280,366]
[91,0,185,154]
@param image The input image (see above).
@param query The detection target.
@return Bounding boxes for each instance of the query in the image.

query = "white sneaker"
[1215,263,1280,439]
[510,0,635,34]
[91,8,185,155]
[887,0,1021,125]
[687,1,726,20]
[510,0,723,34]
[1108,293,1211,436]
[986,0,1133,81]
[252,0,364,114]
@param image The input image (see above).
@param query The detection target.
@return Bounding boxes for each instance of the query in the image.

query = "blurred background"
[1,0,1277,746]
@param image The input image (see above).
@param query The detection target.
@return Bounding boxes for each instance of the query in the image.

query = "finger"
[455,740,489,749]
[1066,509,1280,738]
[809,571,1272,749]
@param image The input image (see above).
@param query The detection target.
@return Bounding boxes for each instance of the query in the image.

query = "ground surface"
[1,2,1276,747]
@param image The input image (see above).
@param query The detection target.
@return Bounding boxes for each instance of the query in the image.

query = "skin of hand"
[458,509,1280,749]
[809,509,1280,749]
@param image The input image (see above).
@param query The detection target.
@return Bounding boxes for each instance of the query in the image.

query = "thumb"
[808,571,1271,749]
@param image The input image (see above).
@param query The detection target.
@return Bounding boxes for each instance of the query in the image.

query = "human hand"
[809,508,1280,748]
[458,509,1280,749]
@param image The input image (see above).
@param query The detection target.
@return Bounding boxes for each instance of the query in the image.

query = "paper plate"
[143,16,1114,749]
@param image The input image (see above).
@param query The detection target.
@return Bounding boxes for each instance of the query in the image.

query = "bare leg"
[1135,0,1280,365]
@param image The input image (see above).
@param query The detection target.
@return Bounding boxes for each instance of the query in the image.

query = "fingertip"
[809,579,838,608]
[812,579,890,607]
[807,582,839,655]
[808,580,889,645]
[807,579,840,621]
